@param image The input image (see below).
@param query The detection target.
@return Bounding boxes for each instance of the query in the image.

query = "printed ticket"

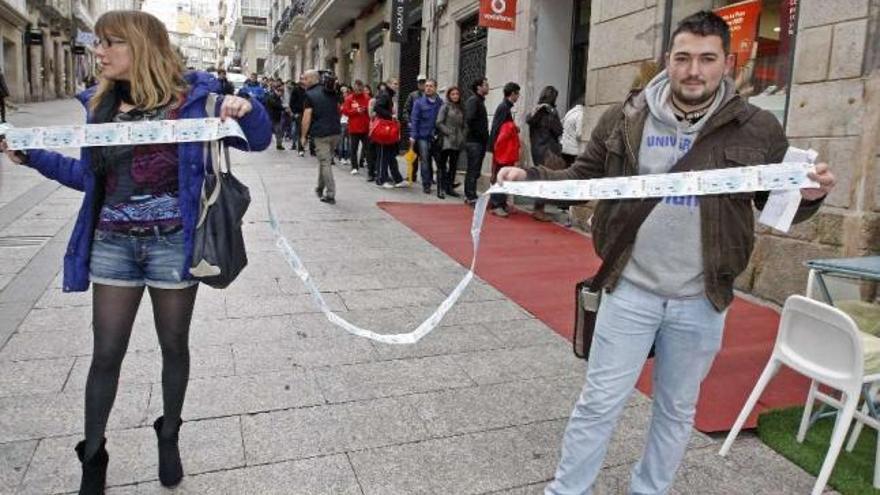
[2,118,246,150]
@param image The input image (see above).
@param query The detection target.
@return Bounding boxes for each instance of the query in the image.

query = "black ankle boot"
[75,439,108,495]
[153,417,183,487]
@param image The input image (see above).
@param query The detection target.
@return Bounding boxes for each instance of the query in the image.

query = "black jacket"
[374,88,396,120]
[465,94,488,144]
[403,89,422,122]
[289,85,306,114]
[489,98,514,153]
[265,92,285,123]
[217,78,235,96]
[526,104,563,165]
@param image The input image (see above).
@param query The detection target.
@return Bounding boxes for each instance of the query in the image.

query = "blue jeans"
[415,138,434,189]
[546,279,726,495]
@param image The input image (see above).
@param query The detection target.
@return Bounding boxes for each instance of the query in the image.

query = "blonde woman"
[1,11,270,494]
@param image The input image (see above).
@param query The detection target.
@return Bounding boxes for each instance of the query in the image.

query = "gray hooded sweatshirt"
[621,70,730,298]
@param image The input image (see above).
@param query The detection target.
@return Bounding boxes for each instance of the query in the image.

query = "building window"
[255,31,269,52]
[663,0,797,124]
[568,0,590,108]
[242,0,269,18]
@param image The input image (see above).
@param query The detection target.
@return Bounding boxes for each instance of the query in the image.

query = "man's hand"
[496,167,527,184]
[802,162,835,201]
[219,95,253,121]
[0,138,24,165]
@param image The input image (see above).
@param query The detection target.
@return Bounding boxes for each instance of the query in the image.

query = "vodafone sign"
[479,0,517,31]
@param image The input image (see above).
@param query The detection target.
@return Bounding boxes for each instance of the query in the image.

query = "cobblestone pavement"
[0,99,834,494]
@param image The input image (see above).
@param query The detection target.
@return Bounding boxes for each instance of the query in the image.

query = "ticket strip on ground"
[1,121,818,345]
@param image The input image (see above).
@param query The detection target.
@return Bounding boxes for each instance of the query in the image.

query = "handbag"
[573,144,701,360]
[369,117,400,145]
[573,199,659,359]
[189,94,250,288]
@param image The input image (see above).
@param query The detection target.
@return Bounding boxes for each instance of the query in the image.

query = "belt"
[108,224,183,238]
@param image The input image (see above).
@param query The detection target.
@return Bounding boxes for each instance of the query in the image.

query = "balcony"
[272,0,307,56]
[0,0,28,27]
[72,0,95,31]
[305,0,373,35]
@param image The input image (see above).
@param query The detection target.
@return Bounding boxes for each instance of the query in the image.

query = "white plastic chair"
[719,295,880,495]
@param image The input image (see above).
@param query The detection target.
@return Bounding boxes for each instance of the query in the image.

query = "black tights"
[84,284,198,457]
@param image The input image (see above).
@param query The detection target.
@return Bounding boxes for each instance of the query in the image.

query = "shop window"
[664,0,797,125]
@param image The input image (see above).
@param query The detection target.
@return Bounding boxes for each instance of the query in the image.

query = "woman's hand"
[0,138,25,165]
[219,95,253,121]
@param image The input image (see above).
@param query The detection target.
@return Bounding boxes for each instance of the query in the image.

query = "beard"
[670,79,719,107]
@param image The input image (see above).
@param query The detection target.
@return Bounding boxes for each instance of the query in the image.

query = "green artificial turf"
[758,406,880,494]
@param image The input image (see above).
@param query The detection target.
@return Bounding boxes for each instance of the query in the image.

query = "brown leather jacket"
[526,89,823,310]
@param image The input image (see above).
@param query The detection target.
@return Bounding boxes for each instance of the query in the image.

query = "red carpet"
[379,201,809,432]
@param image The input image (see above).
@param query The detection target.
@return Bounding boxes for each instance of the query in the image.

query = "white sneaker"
[394,181,408,188]
[350,168,358,175]
[382,182,394,189]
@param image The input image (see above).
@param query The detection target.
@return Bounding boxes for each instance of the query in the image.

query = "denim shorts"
[89,227,197,290]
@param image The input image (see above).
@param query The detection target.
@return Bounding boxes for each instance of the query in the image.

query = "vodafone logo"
[479,0,516,30]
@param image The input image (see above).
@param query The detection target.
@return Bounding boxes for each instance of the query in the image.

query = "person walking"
[0,11,271,494]
[215,69,235,96]
[408,79,443,194]
[434,86,466,199]
[463,76,489,206]
[289,75,307,155]
[342,80,370,175]
[497,11,836,494]
[265,83,287,150]
[300,69,342,204]
[488,82,521,216]
[526,85,563,222]
[374,79,405,188]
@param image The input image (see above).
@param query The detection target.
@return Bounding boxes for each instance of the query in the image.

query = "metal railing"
[271,0,307,46]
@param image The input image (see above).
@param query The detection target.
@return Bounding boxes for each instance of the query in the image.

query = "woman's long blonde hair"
[89,10,187,112]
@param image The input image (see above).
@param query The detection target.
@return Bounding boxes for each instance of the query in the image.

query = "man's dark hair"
[503,82,520,98]
[470,76,487,94]
[670,10,731,53]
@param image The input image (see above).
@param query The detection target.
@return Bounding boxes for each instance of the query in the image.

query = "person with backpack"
[300,69,342,204]
[408,79,443,194]
[434,86,466,199]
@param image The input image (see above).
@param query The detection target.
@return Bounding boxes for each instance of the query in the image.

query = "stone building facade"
[0,0,28,102]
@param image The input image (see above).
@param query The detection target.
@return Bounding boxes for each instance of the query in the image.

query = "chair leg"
[720,359,782,456]
[845,402,868,452]
[797,380,820,443]
[811,392,859,495]
[874,432,880,489]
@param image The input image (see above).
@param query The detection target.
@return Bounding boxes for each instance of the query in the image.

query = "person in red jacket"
[487,82,521,217]
[341,79,371,175]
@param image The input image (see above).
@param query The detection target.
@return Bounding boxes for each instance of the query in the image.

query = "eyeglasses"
[93,37,127,49]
